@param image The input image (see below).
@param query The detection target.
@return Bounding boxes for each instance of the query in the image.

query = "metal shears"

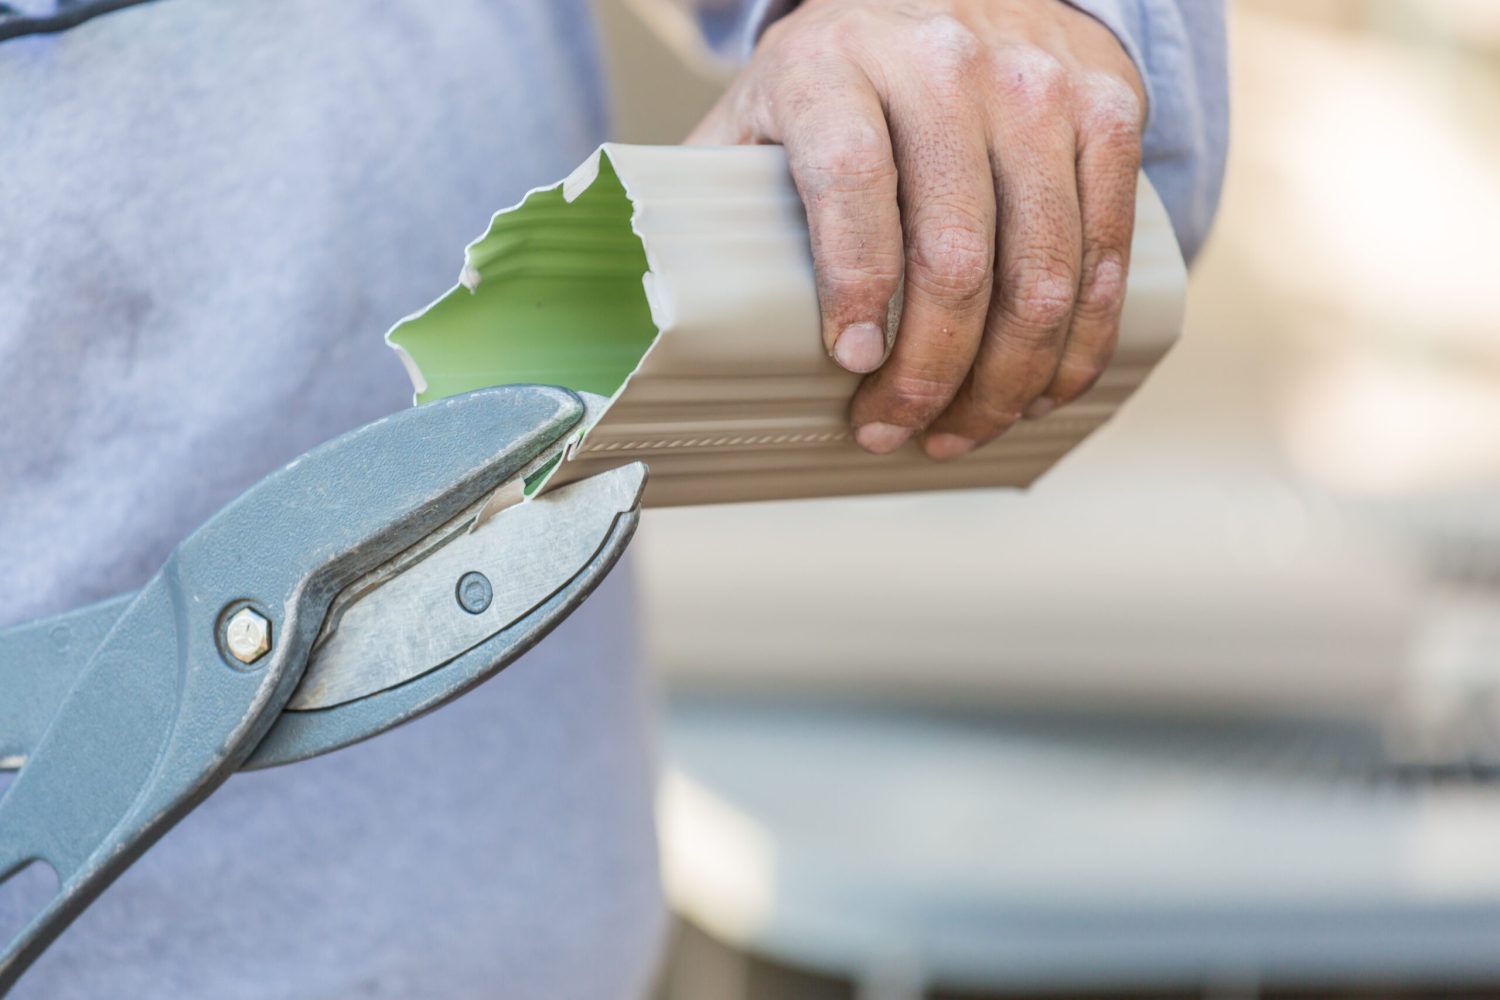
[0,384,645,992]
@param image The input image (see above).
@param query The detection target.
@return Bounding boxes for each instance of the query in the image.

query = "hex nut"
[225,608,272,664]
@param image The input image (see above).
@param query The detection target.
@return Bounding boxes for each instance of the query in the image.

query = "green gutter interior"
[388,151,658,405]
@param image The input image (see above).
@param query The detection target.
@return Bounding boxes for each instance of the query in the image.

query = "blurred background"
[592,1,1500,996]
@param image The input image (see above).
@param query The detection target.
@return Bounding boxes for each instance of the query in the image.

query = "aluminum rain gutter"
[387,144,1186,506]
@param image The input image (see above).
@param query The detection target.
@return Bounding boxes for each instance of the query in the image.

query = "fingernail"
[832,322,886,373]
[854,422,912,454]
[1024,396,1055,420]
[923,433,975,461]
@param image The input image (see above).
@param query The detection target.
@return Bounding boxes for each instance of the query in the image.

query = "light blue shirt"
[0,2,1225,997]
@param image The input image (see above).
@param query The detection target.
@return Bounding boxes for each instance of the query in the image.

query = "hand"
[689,0,1146,459]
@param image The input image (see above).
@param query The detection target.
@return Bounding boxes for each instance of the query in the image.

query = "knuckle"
[964,387,1023,435]
[818,252,905,299]
[800,126,895,194]
[883,370,959,421]
[1075,250,1127,319]
[906,216,993,303]
[992,47,1070,109]
[1078,71,1145,134]
[1051,351,1114,402]
[1001,257,1078,333]
[913,14,983,77]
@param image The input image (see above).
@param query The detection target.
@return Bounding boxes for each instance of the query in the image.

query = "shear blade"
[289,461,646,710]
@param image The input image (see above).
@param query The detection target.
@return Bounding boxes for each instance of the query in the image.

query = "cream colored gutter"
[388,144,1186,506]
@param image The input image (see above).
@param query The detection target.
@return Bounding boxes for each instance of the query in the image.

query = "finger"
[687,48,905,375]
[783,74,905,377]
[923,67,1081,459]
[847,65,996,453]
[1041,75,1143,407]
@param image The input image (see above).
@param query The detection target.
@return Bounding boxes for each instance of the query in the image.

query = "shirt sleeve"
[1063,0,1229,262]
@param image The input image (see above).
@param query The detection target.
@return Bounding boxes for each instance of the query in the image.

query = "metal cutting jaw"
[0,384,646,992]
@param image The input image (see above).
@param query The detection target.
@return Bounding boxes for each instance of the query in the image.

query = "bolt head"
[225,608,272,664]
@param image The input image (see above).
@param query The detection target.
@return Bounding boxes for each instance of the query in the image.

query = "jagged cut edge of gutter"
[557,146,678,486]
[384,144,667,501]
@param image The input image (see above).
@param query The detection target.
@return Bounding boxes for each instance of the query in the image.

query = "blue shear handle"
[0,385,584,994]
[0,595,131,769]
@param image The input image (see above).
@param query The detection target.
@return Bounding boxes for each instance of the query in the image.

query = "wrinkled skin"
[690,0,1146,459]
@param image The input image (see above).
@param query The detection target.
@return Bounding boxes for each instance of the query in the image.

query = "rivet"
[456,571,493,615]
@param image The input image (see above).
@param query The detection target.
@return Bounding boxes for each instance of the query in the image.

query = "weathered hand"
[689,0,1146,459]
